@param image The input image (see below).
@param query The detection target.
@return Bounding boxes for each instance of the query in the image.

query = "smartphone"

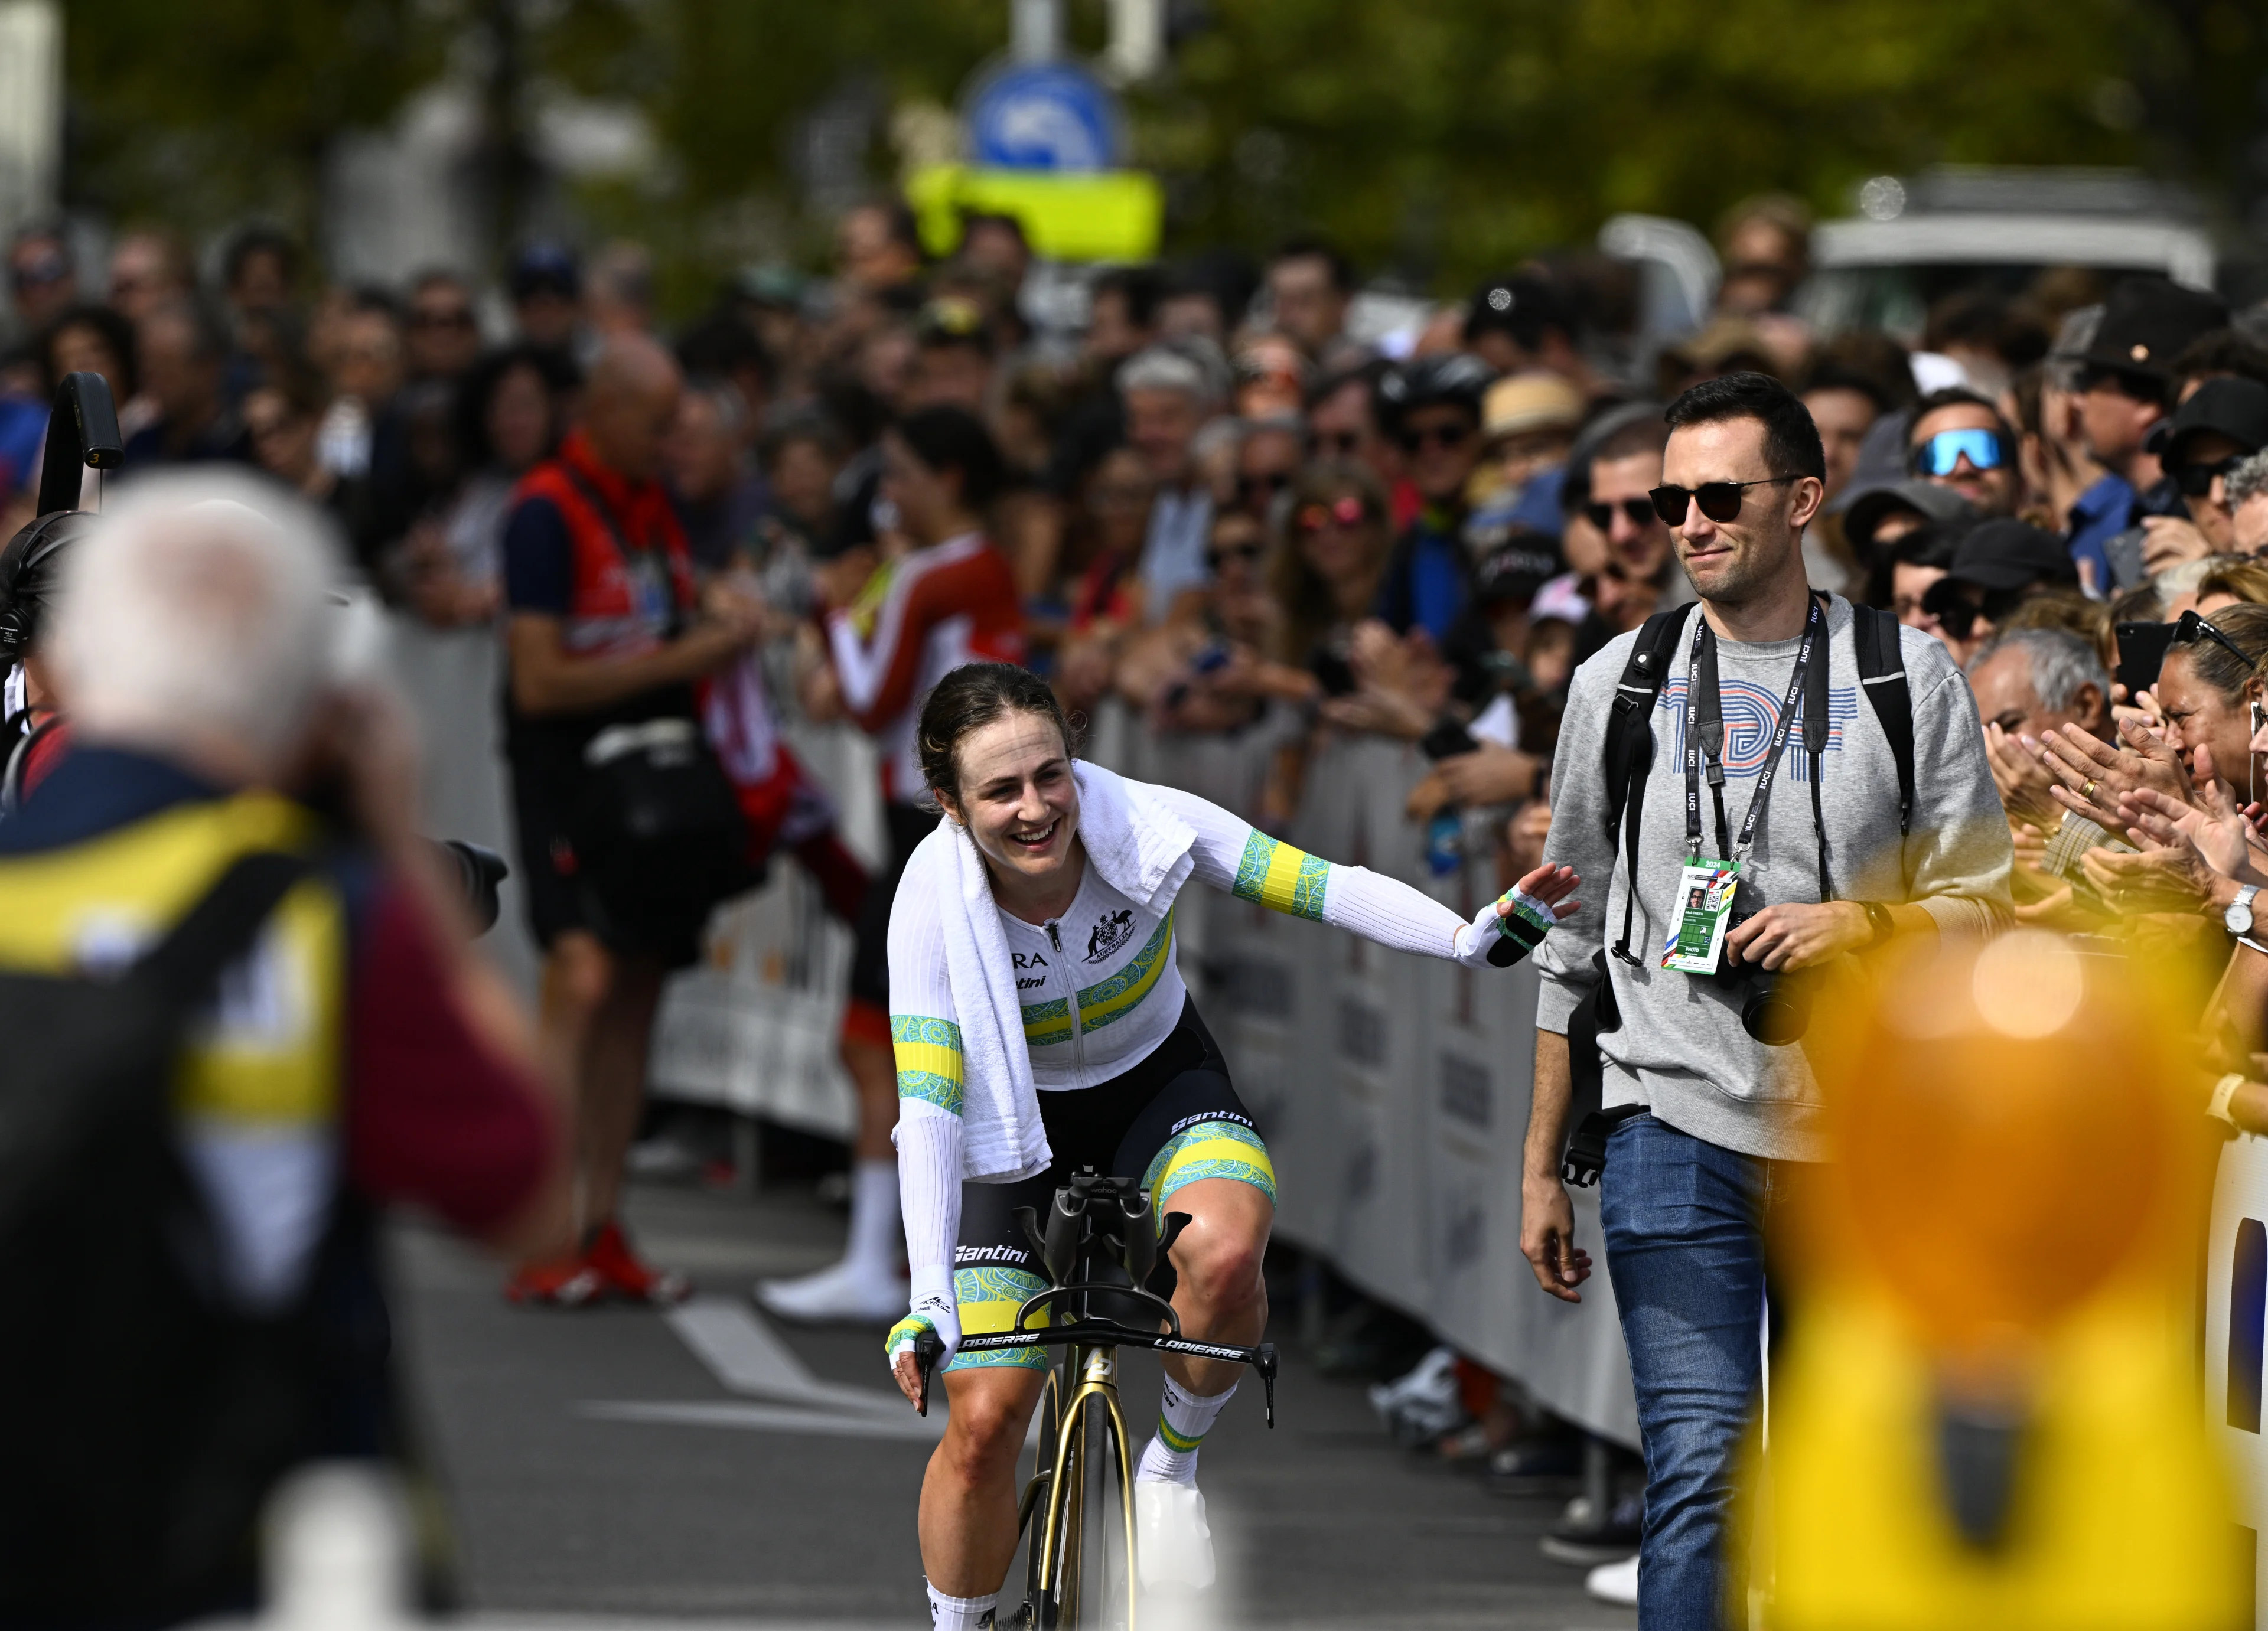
[2114,621,2174,695]
[1419,719,1481,762]
[1311,648,1357,698]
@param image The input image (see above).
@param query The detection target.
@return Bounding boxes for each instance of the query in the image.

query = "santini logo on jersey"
[1086,908,1136,962]
[956,1243,1032,1265]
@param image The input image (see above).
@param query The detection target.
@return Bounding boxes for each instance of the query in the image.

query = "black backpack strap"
[129,852,312,1006]
[1605,605,1696,962]
[1804,594,1833,899]
[1852,603,1916,835]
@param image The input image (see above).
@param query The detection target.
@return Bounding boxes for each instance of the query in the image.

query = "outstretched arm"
[1146,783,1578,966]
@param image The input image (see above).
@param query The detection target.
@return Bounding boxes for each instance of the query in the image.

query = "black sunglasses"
[1584,497,1656,531]
[1207,542,1266,568]
[1239,471,1291,498]
[1399,423,1472,454]
[1648,475,1798,526]
[1309,429,1362,457]
[2174,455,2245,498]
[2171,608,2253,668]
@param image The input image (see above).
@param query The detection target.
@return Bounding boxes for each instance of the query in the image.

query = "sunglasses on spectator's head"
[1647,475,1798,526]
[2171,608,2253,668]
[1398,423,1472,454]
[1584,497,1656,531]
[1295,495,1370,534]
[2175,454,2246,497]
[1910,427,2010,478]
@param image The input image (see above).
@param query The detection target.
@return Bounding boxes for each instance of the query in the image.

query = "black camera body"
[1707,909,1812,1047]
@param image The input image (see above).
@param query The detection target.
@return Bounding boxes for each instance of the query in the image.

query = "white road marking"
[578,1398,944,1442]
[666,1296,907,1416]
[647,1295,1045,1447]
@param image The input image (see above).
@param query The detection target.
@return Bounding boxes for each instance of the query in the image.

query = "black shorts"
[948,997,1275,1372]
[503,687,706,965]
[846,801,941,1007]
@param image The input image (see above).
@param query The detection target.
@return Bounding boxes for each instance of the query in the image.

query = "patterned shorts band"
[944,997,1270,1373]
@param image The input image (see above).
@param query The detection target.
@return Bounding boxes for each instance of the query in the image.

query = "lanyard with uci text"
[1682,594,1823,863]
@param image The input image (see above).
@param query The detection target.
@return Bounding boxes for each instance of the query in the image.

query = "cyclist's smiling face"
[941,709,1082,893]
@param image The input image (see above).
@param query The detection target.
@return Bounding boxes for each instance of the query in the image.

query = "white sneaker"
[1135,1482,1215,1590]
[1584,1552,1638,1606]
[752,1259,905,1323]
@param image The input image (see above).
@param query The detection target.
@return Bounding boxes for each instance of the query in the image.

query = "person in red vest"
[499,334,765,1304]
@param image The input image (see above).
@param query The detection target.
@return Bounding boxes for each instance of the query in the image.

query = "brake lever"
[913,1329,944,1418]
[1256,1342,1278,1428]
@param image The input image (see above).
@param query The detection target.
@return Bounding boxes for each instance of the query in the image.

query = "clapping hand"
[2042,716,2191,830]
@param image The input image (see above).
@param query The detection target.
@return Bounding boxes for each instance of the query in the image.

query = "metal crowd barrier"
[649,702,1640,1448]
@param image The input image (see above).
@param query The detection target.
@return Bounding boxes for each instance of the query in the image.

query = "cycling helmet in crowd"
[1374,351,1495,435]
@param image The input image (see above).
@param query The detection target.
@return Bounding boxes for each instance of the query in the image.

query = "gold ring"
[2082,779,2100,802]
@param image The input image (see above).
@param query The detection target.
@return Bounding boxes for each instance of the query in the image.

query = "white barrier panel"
[2205,1131,2268,1621]
[653,707,1639,1447]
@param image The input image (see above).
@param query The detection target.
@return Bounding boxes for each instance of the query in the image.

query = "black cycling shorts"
[948,997,1275,1372]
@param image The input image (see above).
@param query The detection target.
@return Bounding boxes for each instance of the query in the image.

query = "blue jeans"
[1599,1113,1783,1631]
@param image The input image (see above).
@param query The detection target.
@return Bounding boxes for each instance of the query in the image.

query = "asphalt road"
[391,1177,1634,1630]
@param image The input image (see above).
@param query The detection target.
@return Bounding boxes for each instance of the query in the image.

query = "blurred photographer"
[1520,374,2009,1627]
[0,474,565,1622]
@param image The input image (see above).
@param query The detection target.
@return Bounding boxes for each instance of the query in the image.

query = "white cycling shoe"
[1585,1552,1638,1606]
[1135,1482,1215,1590]
[752,1259,905,1324]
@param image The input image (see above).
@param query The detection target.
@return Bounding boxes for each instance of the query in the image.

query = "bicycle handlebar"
[911,1322,1277,1426]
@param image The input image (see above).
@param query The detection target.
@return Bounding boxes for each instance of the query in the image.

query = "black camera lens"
[1741,977,1810,1046]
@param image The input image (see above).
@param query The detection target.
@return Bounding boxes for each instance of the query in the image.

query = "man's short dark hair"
[1464,273,1576,352]
[895,405,1005,510]
[1269,233,1354,295]
[1909,385,2016,446]
[2171,327,2268,393]
[1663,371,1825,480]
[1091,264,1164,330]
[221,223,298,291]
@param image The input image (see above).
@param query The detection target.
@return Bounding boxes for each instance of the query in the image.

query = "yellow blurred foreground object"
[1746,929,2243,1630]
[905,164,1163,262]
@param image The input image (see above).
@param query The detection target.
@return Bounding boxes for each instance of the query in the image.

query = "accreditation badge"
[1661,858,1740,974]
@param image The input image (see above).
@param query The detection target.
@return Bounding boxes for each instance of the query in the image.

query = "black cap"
[1464,273,1573,345]
[1843,478,1977,550]
[509,242,581,302]
[1942,518,2077,593]
[2149,376,2268,465]
[2077,275,2227,382]
[1374,352,1495,430]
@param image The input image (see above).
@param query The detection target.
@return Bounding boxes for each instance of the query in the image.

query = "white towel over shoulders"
[894,761,1197,1183]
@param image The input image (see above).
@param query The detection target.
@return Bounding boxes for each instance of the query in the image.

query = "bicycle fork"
[1035,1342,1140,1630]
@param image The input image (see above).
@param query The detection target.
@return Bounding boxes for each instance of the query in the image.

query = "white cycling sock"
[926,1583,998,1629]
[1136,1375,1236,1484]
[845,1157,901,1277]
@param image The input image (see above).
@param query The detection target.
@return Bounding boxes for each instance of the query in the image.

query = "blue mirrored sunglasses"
[1911,426,2010,478]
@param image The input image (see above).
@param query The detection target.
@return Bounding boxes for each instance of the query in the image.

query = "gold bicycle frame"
[1032,1340,1140,1630]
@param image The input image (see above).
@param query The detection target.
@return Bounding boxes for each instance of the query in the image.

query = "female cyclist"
[882,661,1578,1629]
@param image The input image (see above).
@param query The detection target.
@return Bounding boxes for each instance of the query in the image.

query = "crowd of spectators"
[19,194,2268,1564]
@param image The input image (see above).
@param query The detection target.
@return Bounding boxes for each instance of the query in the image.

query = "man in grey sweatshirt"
[1521,374,2010,1629]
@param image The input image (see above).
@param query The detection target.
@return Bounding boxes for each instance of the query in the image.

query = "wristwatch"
[2226,884,2262,938]
[1861,900,1894,950]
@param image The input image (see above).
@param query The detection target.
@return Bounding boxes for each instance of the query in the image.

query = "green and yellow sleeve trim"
[891,1014,965,1117]
[1231,831,1331,921]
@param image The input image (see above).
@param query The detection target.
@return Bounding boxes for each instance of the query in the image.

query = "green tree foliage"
[51,0,2268,298]
[63,0,446,236]
[1152,0,2264,285]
